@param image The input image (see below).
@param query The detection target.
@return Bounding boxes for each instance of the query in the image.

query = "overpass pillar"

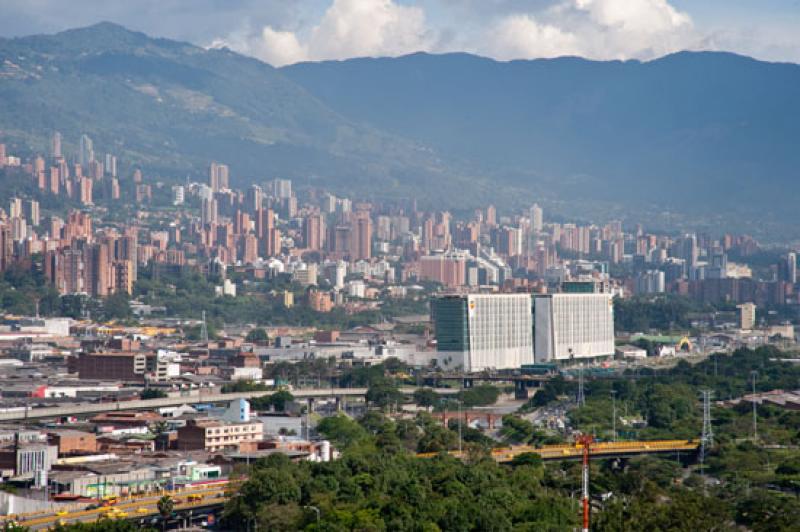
[463,378,474,389]
[514,380,530,400]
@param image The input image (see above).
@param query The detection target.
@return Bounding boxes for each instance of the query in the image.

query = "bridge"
[419,439,701,462]
[0,386,458,422]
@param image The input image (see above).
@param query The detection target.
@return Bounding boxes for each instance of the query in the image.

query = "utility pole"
[577,434,593,532]
[611,390,617,442]
[577,364,585,407]
[750,371,758,443]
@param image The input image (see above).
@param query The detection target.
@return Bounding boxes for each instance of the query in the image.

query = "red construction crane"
[576,434,594,532]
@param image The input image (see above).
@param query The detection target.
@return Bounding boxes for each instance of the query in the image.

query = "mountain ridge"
[0,23,798,231]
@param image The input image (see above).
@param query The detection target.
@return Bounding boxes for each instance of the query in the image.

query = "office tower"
[431,293,534,372]
[782,252,797,284]
[737,303,756,330]
[245,185,262,213]
[0,144,6,167]
[24,200,40,227]
[79,134,94,166]
[171,185,185,206]
[209,162,229,191]
[132,168,143,183]
[303,213,325,251]
[272,178,292,200]
[104,153,117,177]
[51,132,62,159]
[351,211,372,260]
[530,203,543,233]
[682,234,699,270]
[533,293,615,363]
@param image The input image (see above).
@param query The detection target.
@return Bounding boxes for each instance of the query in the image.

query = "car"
[56,510,68,517]
[116,512,129,518]
[187,494,203,502]
[136,507,150,514]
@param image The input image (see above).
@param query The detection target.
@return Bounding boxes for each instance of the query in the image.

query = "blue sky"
[1,0,798,65]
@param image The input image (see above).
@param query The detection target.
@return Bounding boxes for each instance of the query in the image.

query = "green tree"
[245,328,269,344]
[157,495,174,532]
[102,292,132,321]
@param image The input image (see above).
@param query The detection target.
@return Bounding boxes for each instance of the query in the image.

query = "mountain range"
[1,23,799,232]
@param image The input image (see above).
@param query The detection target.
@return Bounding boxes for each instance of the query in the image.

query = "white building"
[533,293,615,362]
[432,293,533,372]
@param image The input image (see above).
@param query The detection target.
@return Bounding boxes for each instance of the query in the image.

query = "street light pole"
[611,390,617,442]
[457,399,463,454]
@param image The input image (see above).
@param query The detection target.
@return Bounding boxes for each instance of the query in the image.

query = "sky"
[1,0,799,66]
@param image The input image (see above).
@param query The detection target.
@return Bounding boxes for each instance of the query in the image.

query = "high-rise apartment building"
[272,178,292,200]
[79,134,94,166]
[530,203,543,233]
[209,162,229,192]
[351,211,372,260]
[532,293,615,363]
[51,131,62,159]
[738,302,756,330]
[303,213,325,251]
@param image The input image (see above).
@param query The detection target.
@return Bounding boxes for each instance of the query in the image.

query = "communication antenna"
[700,389,714,476]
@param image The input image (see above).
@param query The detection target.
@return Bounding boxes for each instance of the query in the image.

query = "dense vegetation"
[220,346,800,531]
[613,295,716,333]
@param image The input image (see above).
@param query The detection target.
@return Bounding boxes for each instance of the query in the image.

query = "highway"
[6,483,232,530]
[0,386,457,421]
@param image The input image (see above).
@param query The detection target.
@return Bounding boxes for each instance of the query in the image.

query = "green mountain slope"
[0,23,495,206]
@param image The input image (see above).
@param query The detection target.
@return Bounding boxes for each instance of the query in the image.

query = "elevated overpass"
[5,482,232,530]
[0,386,457,422]
[419,439,701,462]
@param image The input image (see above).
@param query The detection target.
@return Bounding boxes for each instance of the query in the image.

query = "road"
[0,386,458,421]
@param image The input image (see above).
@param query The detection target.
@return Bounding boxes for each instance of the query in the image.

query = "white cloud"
[485,0,696,61]
[257,27,309,66]
[487,14,582,60]
[219,0,435,66]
